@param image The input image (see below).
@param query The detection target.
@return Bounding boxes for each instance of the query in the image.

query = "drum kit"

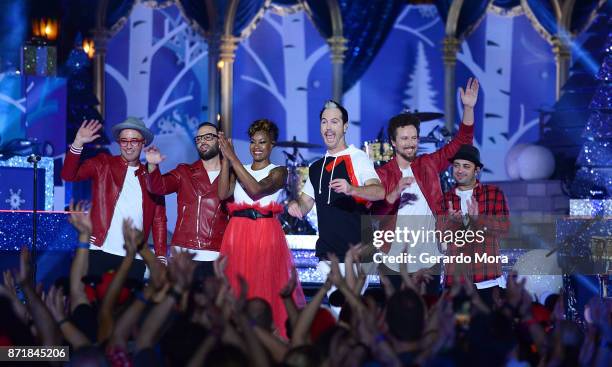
[278,112,447,234]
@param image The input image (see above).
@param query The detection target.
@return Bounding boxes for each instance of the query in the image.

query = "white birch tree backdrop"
[105,3,209,233]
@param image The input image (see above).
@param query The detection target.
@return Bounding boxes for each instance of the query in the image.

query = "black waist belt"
[232,208,274,220]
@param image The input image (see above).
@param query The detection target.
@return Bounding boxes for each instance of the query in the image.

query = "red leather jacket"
[145,161,229,251]
[61,145,168,257]
[371,123,473,252]
[373,123,474,216]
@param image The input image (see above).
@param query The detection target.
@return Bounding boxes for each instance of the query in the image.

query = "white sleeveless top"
[233,164,282,207]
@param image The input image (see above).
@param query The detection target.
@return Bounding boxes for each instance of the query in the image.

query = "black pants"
[87,250,146,282]
[476,286,504,309]
[193,260,215,281]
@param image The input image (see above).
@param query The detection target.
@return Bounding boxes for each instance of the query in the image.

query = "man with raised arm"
[372,78,480,294]
[144,122,229,277]
[61,118,167,279]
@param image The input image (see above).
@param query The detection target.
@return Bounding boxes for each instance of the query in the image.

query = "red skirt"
[220,202,305,337]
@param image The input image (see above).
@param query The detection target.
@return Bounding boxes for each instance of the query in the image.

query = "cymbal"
[276,140,322,148]
[413,112,444,122]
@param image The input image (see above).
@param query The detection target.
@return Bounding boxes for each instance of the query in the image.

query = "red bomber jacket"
[61,145,168,257]
[371,123,474,253]
[145,161,229,251]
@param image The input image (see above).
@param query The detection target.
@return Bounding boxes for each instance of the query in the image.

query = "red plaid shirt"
[440,182,510,286]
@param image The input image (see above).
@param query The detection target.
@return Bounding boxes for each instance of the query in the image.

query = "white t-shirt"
[302,145,379,199]
[456,188,473,226]
[455,187,505,289]
[180,169,221,262]
[389,166,438,272]
[92,166,143,258]
[207,170,219,183]
[397,167,434,216]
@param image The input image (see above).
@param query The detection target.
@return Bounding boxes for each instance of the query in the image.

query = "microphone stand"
[27,154,41,282]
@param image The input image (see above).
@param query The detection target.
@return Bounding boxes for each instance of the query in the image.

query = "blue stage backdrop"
[101,3,567,231]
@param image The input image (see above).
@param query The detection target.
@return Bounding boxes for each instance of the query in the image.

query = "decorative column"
[92,28,109,119]
[442,36,460,132]
[93,0,109,120]
[552,36,571,100]
[207,32,221,125]
[328,35,347,103]
[219,34,237,136]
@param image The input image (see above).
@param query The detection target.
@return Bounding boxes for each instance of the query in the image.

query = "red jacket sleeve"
[151,194,168,258]
[427,123,474,172]
[370,165,398,215]
[61,145,98,182]
[145,166,180,195]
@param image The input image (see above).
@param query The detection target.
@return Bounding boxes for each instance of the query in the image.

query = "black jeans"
[87,250,146,282]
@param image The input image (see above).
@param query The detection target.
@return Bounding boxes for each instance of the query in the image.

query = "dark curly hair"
[248,119,279,143]
[387,113,420,142]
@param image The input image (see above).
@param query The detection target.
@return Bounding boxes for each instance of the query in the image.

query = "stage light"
[82,38,95,59]
[32,18,58,42]
[217,60,224,69]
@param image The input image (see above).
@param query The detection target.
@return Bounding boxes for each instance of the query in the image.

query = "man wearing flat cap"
[61,118,167,280]
[441,144,510,305]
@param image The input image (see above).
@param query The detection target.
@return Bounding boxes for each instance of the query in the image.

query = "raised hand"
[327,253,346,287]
[218,132,238,163]
[287,200,303,219]
[144,146,166,166]
[1,270,18,299]
[447,201,463,223]
[17,246,32,286]
[168,248,197,292]
[68,200,92,242]
[213,254,228,283]
[279,267,298,299]
[0,270,28,322]
[506,272,530,312]
[386,176,414,204]
[459,78,479,108]
[467,197,479,218]
[73,120,102,148]
[44,285,67,322]
[122,218,144,255]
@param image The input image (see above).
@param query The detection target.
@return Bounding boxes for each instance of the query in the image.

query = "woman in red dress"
[217,119,305,336]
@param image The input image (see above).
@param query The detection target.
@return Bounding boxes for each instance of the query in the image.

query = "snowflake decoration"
[417,5,438,19]
[5,189,25,210]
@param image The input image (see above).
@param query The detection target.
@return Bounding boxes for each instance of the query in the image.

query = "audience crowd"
[0,201,610,367]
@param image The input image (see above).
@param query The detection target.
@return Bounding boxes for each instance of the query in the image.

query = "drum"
[363,139,394,165]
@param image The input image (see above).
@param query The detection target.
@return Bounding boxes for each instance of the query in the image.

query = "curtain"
[304,0,404,93]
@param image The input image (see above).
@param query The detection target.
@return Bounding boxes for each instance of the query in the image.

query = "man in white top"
[145,122,229,278]
[372,78,480,295]
[288,100,385,302]
[61,118,167,280]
